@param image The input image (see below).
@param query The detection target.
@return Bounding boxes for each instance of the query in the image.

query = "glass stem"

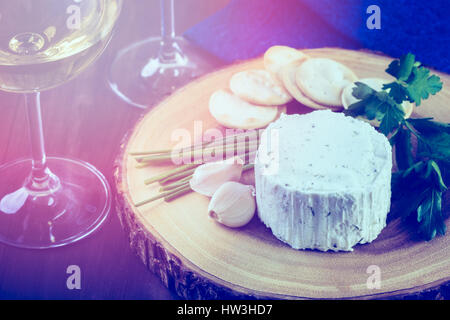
[159,0,177,62]
[24,92,59,193]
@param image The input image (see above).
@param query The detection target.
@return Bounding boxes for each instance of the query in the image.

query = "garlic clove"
[208,181,256,228]
[189,158,244,197]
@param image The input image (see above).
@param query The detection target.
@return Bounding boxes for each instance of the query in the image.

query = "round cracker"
[296,58,358,106]
[279,60,329,110]
[209,90,280,130]
[263,45,309,77]
[229,69,293,106]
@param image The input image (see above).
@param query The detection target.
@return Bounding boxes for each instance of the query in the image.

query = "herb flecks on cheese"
[255,110,392,251]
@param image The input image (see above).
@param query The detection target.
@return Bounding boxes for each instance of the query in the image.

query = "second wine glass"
[108,0,218,109]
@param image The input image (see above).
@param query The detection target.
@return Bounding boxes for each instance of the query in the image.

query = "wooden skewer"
[134,183,191,207]
[159,176,192,192]
[159,168,196,185]
[134,141,259,164]
[138,144,257,169]
[164,185,192,202]
[129,129,262,157]
[143,163,198,185]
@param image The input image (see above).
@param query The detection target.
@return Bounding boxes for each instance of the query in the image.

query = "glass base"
[108,36,217,109]
[0,157,111,249]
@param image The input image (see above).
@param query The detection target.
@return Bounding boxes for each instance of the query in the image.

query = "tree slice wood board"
[115,48,450,299]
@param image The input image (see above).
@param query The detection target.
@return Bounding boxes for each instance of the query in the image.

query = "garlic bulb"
[189,158,243,196]
[208,181,256,228]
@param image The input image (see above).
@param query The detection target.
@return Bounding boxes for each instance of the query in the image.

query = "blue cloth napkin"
[185,0,450,73]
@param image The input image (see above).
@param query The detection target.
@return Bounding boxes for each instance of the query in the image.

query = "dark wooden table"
[0,0,229,300]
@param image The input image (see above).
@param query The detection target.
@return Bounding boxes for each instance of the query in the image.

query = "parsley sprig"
[345,53,448,241]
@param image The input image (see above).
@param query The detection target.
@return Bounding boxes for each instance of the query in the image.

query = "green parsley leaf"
[408,118,450,165]
[344,99,367,117]
[386,53,416,81]
[383,82,409,104]
[407,118,450,135]
[392,160,447,240]
[417,188,446,240]
[405,67,443,106]
[379,102,405,135]
[393,127,413,170]
[349,52,448,242]
[428,160,447,192]
[417,131,450,165]
[364,96,385,121]
[352,82,377,100]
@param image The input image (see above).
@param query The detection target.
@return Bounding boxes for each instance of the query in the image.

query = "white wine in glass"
[0,0,122,249]
[108,0,219,109]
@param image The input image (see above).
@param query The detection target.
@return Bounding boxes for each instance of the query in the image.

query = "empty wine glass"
[0,0,122,249]
[108,0,218,109]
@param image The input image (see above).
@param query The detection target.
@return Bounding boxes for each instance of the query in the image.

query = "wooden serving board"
[115,48,450,299]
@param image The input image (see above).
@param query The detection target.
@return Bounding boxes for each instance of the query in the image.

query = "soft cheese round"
[254,110,392,251]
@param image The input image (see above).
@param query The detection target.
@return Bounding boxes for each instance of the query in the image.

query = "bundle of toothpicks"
[129,129,263,207]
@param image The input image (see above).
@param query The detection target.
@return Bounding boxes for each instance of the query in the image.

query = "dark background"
[0,0,229,300]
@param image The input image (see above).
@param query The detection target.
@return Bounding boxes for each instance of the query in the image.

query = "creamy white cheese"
[254,110,392,251]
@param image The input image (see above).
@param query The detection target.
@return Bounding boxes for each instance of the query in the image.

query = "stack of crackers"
[209,45,413,130]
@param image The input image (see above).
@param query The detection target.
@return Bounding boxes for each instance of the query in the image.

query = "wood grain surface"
[0,0,229,300]
[116,48,450,299]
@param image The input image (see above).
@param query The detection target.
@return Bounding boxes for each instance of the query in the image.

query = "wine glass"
[0,0,122,249]
[108,0,218,109]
